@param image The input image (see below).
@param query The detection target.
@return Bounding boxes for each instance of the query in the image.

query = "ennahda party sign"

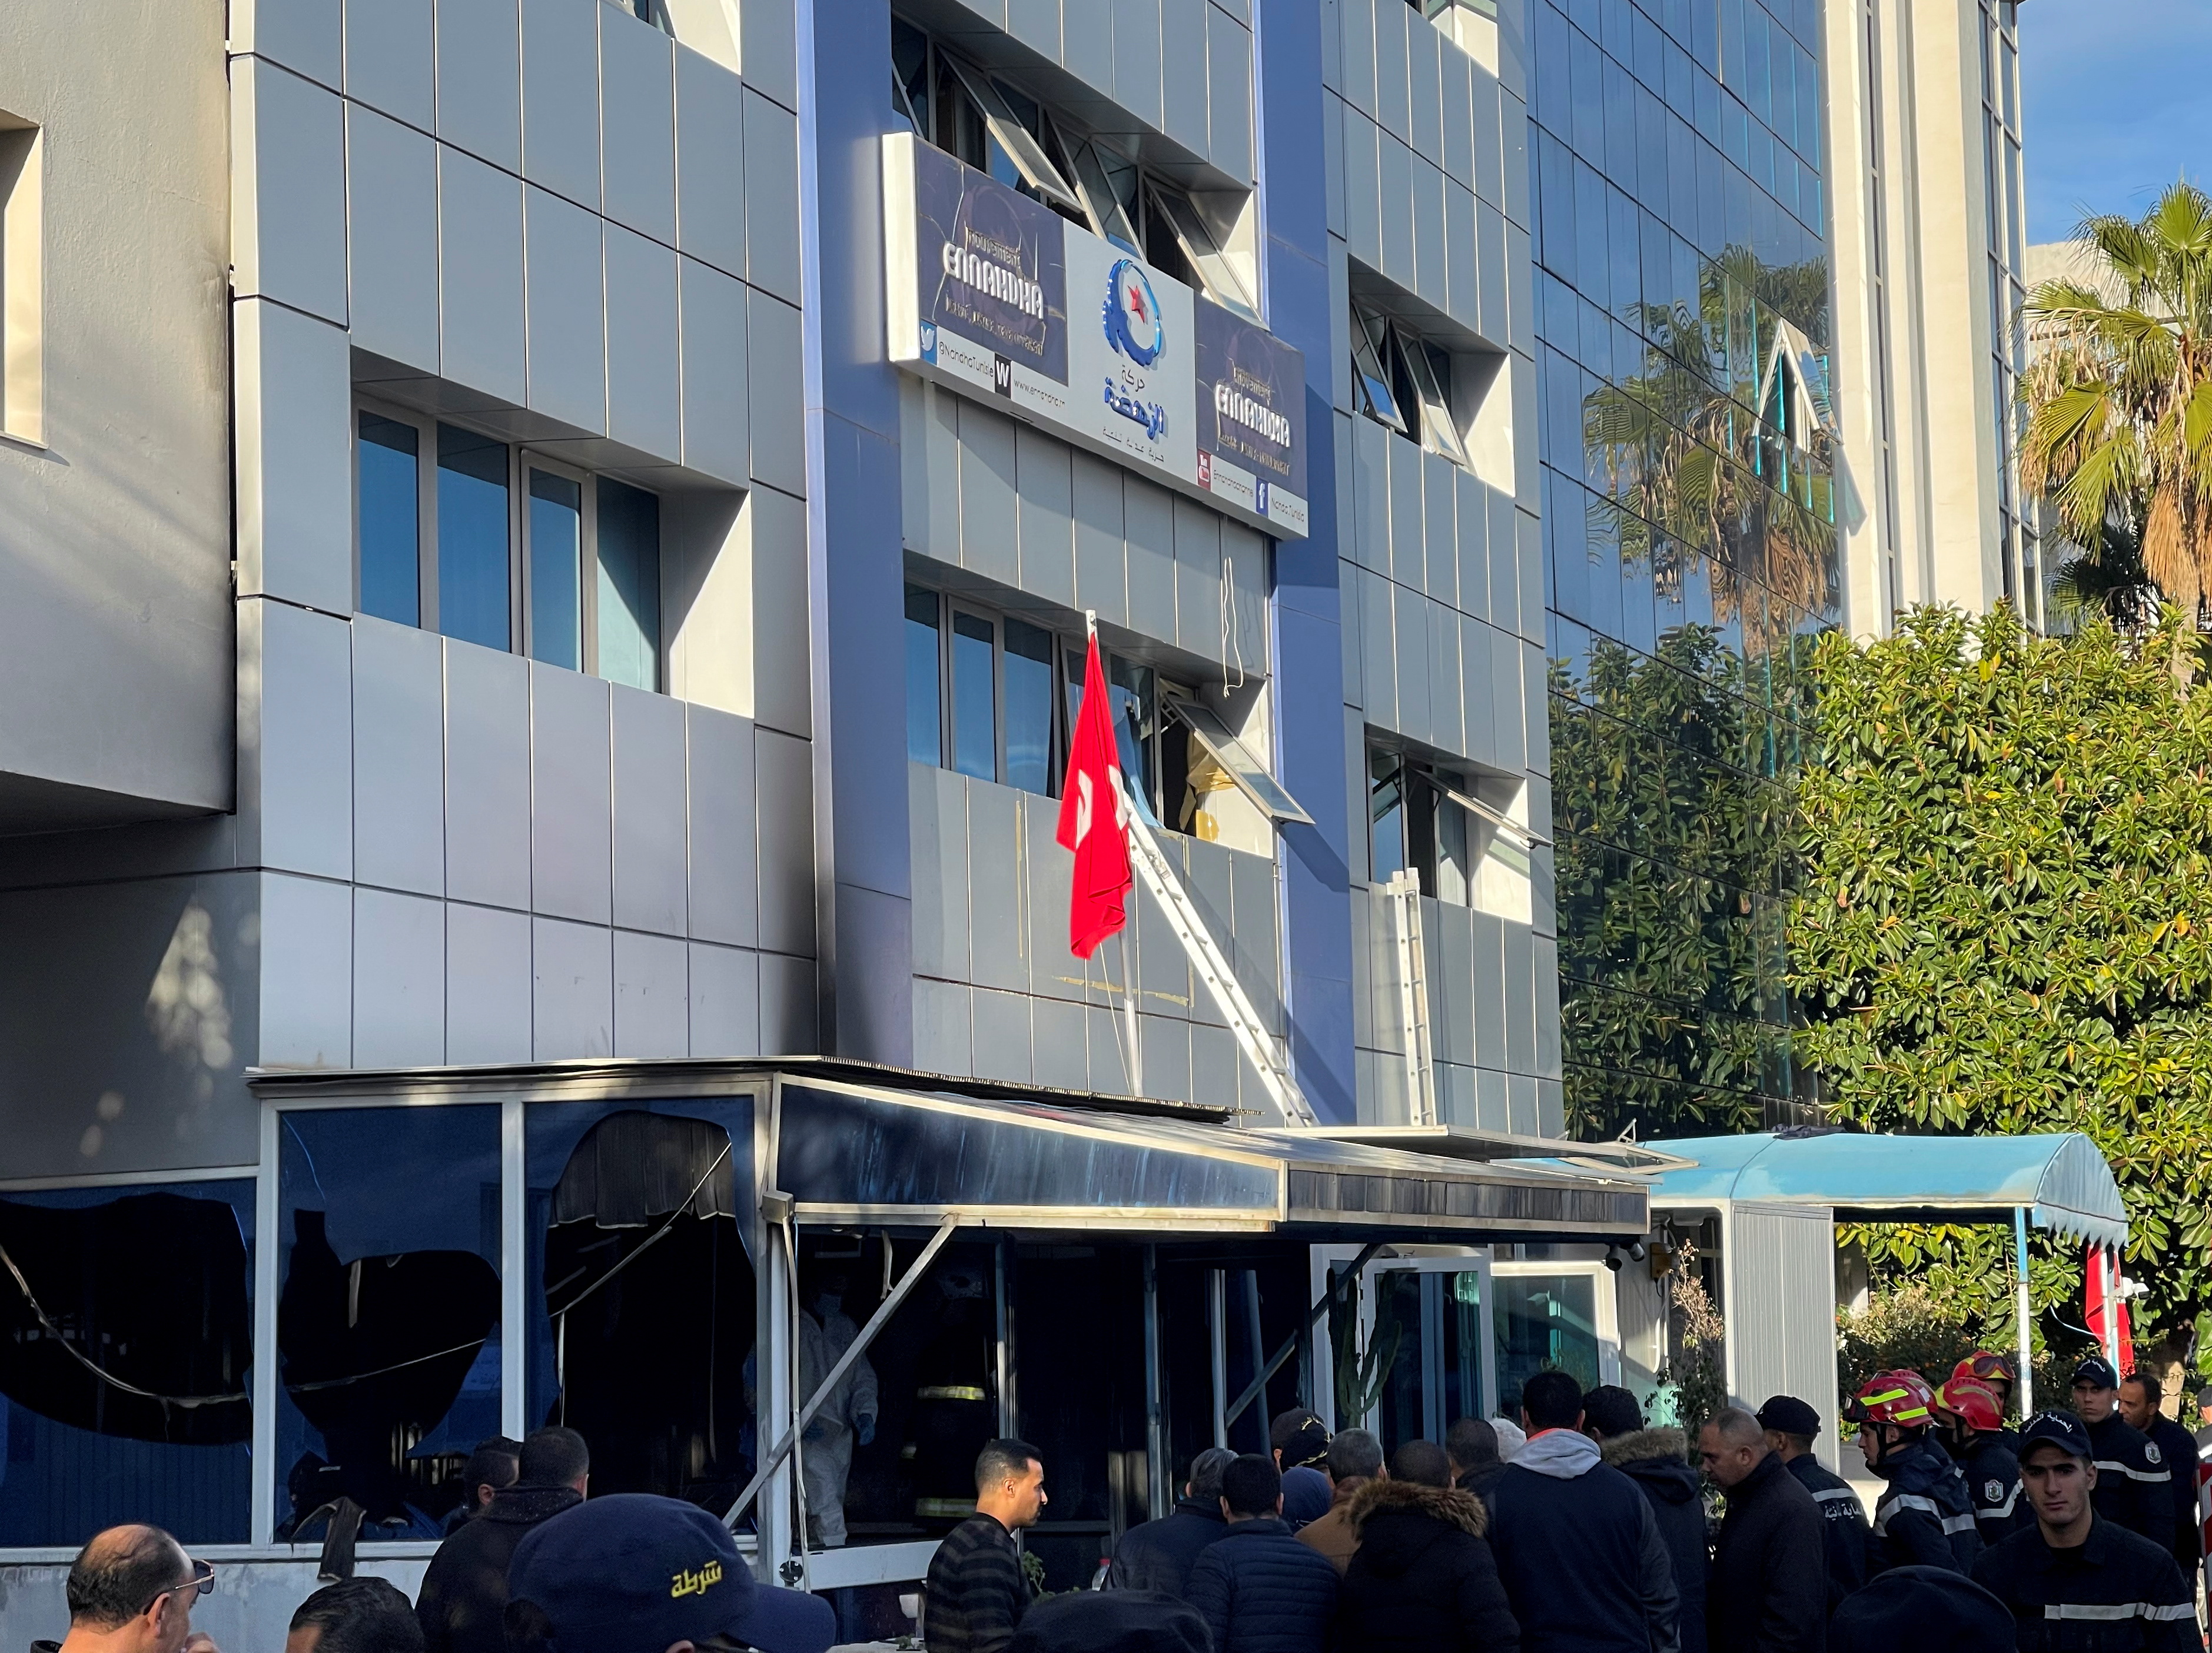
[883,131,1307,540]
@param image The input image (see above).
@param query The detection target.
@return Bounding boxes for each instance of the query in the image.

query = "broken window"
[275,1107,501,1539]
[0,1182,254,1545]
[526,1105,756,1513]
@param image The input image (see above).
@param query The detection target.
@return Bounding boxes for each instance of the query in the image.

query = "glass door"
[1308,1247,1493,1455]
[1488,1260,1622,1423]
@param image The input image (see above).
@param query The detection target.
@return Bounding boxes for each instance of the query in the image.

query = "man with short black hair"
[1107,1446,1237,1595]
[1299,1428,1386,1574]
[2118,1370,2201,1570]
[923,1438,1047,1653]
[1186,1454,1341,1653]
[39,1526,218,1653]
[1490,1369,1680,1653]
[1756,1393,1868,1615]
[2069,1358,2170,1546]
[287,1578,424,1653]
[416,1425,590,1653]
[1272,1410,1331,1474]
[1971,1411,2194,1650]
[1445,1417,1506,1509]
[1699,1407,1825,1652]
[440,1438,520,1536]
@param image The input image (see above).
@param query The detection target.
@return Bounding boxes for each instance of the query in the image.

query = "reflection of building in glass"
[1527,0,1835,1136]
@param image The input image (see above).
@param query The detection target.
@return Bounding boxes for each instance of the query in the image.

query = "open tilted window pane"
[938,54,1083,215]
[1351,306,1409,433]
[1168,699,1313,825]
[1148,183,1260,321]
[1398,328,1470,465]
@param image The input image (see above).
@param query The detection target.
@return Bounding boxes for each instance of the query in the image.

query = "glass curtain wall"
[1527,0,1836,1137]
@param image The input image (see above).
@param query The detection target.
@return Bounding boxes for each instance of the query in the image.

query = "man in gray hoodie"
[1488,1371,1682,1653]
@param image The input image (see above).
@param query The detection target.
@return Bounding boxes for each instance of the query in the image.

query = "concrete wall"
[0,0,234,830]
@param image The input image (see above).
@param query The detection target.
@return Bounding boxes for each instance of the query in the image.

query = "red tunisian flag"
[1054,635,1134,959]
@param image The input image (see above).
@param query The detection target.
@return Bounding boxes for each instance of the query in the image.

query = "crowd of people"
[923,1352,2208,1652]
[27,1350,2211,1653]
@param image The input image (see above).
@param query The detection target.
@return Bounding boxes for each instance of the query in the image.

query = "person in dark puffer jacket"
[1105,1447,1236,1595]
[1337,1439,1520,1653]
[1585,1386,1709,1653]
[1187,1454,1342,1653]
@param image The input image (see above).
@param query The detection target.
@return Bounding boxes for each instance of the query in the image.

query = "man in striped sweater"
[924,1439,1048,1653]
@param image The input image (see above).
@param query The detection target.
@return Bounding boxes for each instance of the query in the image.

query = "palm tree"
[2021,182,2212,671]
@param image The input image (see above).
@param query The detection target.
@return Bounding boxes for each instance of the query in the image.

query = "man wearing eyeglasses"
[35,1524,220,1653]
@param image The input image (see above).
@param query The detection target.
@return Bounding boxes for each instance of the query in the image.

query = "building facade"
[1825,0,2033,634]
[1527,0,1835,1136]
[0,0,1577,1626]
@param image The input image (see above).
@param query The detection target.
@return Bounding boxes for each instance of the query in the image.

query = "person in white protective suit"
[796,1272,879,1548]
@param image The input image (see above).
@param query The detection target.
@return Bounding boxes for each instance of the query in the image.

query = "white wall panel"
[444,642,534,910]
[439,148,528,404]
[523,187,607,432]
[971,988,1033,1085]
[530,666,613,923]
[1071,453,1128,630]
[1014,424,1075,607]
[758,950,817,1052]
[235,301,355,614]
[910,764,969,982]
[234,60,348,325]
[742,90,800,302]
[532,915,613,1057]
[1160,0,1209,154]
[613,927,688,1055]
[675,48,746,277]
[346,0,435,128]
[446,900,534,1060]
[437,0,523,171]
[956,403,1019,585]
[260,872,353,1068]
[677,257,750,485]
[737,0,797,112]
[688,941,760,1056]
[254,601,354,880]
[748,487,811,739]
[746,292,805,494]
[1373,0,1410,139]
[353,617,446,896]
[347,106,441,372]
[1124,480,1176,646]
[353,887,446,1065]
[599,6,677,243]
[912,976,972,1076]
[1440,44,1473,189]
[520,0,603,208]
[1112,0,1163,129]
[753,728,814,957]
[611,683,688,934]
[1207,4,1254,184]
[605,226,681,459]
[686,704,756,945]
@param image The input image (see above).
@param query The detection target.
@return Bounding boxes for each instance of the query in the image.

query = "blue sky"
[2021,0,2212,244]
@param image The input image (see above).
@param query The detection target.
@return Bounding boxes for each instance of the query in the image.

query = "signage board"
[884,131,1307,540]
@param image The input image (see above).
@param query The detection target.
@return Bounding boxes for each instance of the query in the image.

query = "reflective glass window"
[437,425,512,652]
[357,414,420,626]
[596,480,662,691]
[906,587,942,766]
[1003,617,1055,797]
[527,469,584,671]
[1493,1272,1600,1415]
[951,611,997,781]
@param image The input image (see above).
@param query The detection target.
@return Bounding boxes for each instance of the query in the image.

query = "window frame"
[1351,299,1474,468]
[1367,740,1533,903]
[351,397,665,691]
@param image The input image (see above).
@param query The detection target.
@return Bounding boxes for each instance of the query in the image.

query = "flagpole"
[1087,610,1144,1098]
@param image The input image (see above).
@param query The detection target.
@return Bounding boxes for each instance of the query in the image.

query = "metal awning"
[1642,1129,2128,1248]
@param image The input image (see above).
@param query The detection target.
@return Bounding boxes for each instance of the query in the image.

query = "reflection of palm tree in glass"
[1580,246,1841,663]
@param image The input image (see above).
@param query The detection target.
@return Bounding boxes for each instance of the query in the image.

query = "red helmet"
[1955,1351,2017,1388]
[1935,1375,2005,1433]
[1844,1369,1938,1428]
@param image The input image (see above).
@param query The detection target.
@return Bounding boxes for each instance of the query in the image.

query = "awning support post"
[2012,1206,2033,1416]
[1223,1242,1386,1432]
[724,1213,962,1529]
[1208,1268,1229,1449]
[1143,1245,1167,1519]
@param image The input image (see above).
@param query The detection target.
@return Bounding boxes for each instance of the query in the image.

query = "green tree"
[2022,184,2212,658]
[1792,605,2212,1341]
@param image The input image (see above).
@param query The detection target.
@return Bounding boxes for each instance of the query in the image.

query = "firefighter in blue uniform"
[2069,1357,2173,1547]
[1937,1374,2032,1546]
[1846,1369,1982,1575]
[1971,1411,2195,1651]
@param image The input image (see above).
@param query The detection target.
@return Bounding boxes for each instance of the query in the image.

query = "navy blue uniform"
[2140,1416,2199,1571]
[2083,1413,2171,1549]
[1869,1437,1982,1576]
[1971,1514,2195,1651]
[1955,1435,2033,1546]
[1783,1451,1869,1614]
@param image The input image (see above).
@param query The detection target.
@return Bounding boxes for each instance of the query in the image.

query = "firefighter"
[1845,1369,1981,1575]
[1970,1411,2195,1651]
[2068,1356,2172,1547]
[1954,1351,2022,1441]
[1935,1374,2031,1546]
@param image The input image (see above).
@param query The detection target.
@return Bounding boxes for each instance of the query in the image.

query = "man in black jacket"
[1490,1370,1681,1653]
[2118,1371,2202,1571]
[1587,1386,1708,1653]
[1337,1439,1519,1653]
[2068,1358,2171,1547]
[1107,1447,1236,1594]
[1757,1395,1868,1617]
[1971,1411,2196,1651]
[1185,1455,1342,1653]
[416,1426,589,1653]
[1446,1417,1509,1512]
[1699,1408,1825,1653]
[1845,1371,1981,1576]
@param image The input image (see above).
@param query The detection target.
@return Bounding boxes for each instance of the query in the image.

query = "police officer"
[2117,1369,2201,1572]
[1846,1369,1982,1575]
[1971,1411,2194,1651]
[1937,1375,2031,1546]
[2068,1357,2171,1546]
[1758,1393,1869,1613]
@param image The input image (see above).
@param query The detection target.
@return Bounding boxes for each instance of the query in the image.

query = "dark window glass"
[596,480,661,691]
[1370,748,1407,882]
[1004,617,1055,797]
[437,425,512,652]
[905,587,942,765]
[527,470,584,671]
[357,414,420,626]
[951,612,998,781]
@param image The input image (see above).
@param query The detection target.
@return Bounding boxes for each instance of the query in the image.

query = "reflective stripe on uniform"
[1811,1487,1863,1506]
[917,1385,989,1401]
[2042,1603,2198,1622]
[1977,1484,2021,1519]
[2093,1458,2174,1484]
[1941,1513,1978,1535]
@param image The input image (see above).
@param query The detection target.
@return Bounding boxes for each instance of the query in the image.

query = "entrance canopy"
[1643,1130,2128,1248]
